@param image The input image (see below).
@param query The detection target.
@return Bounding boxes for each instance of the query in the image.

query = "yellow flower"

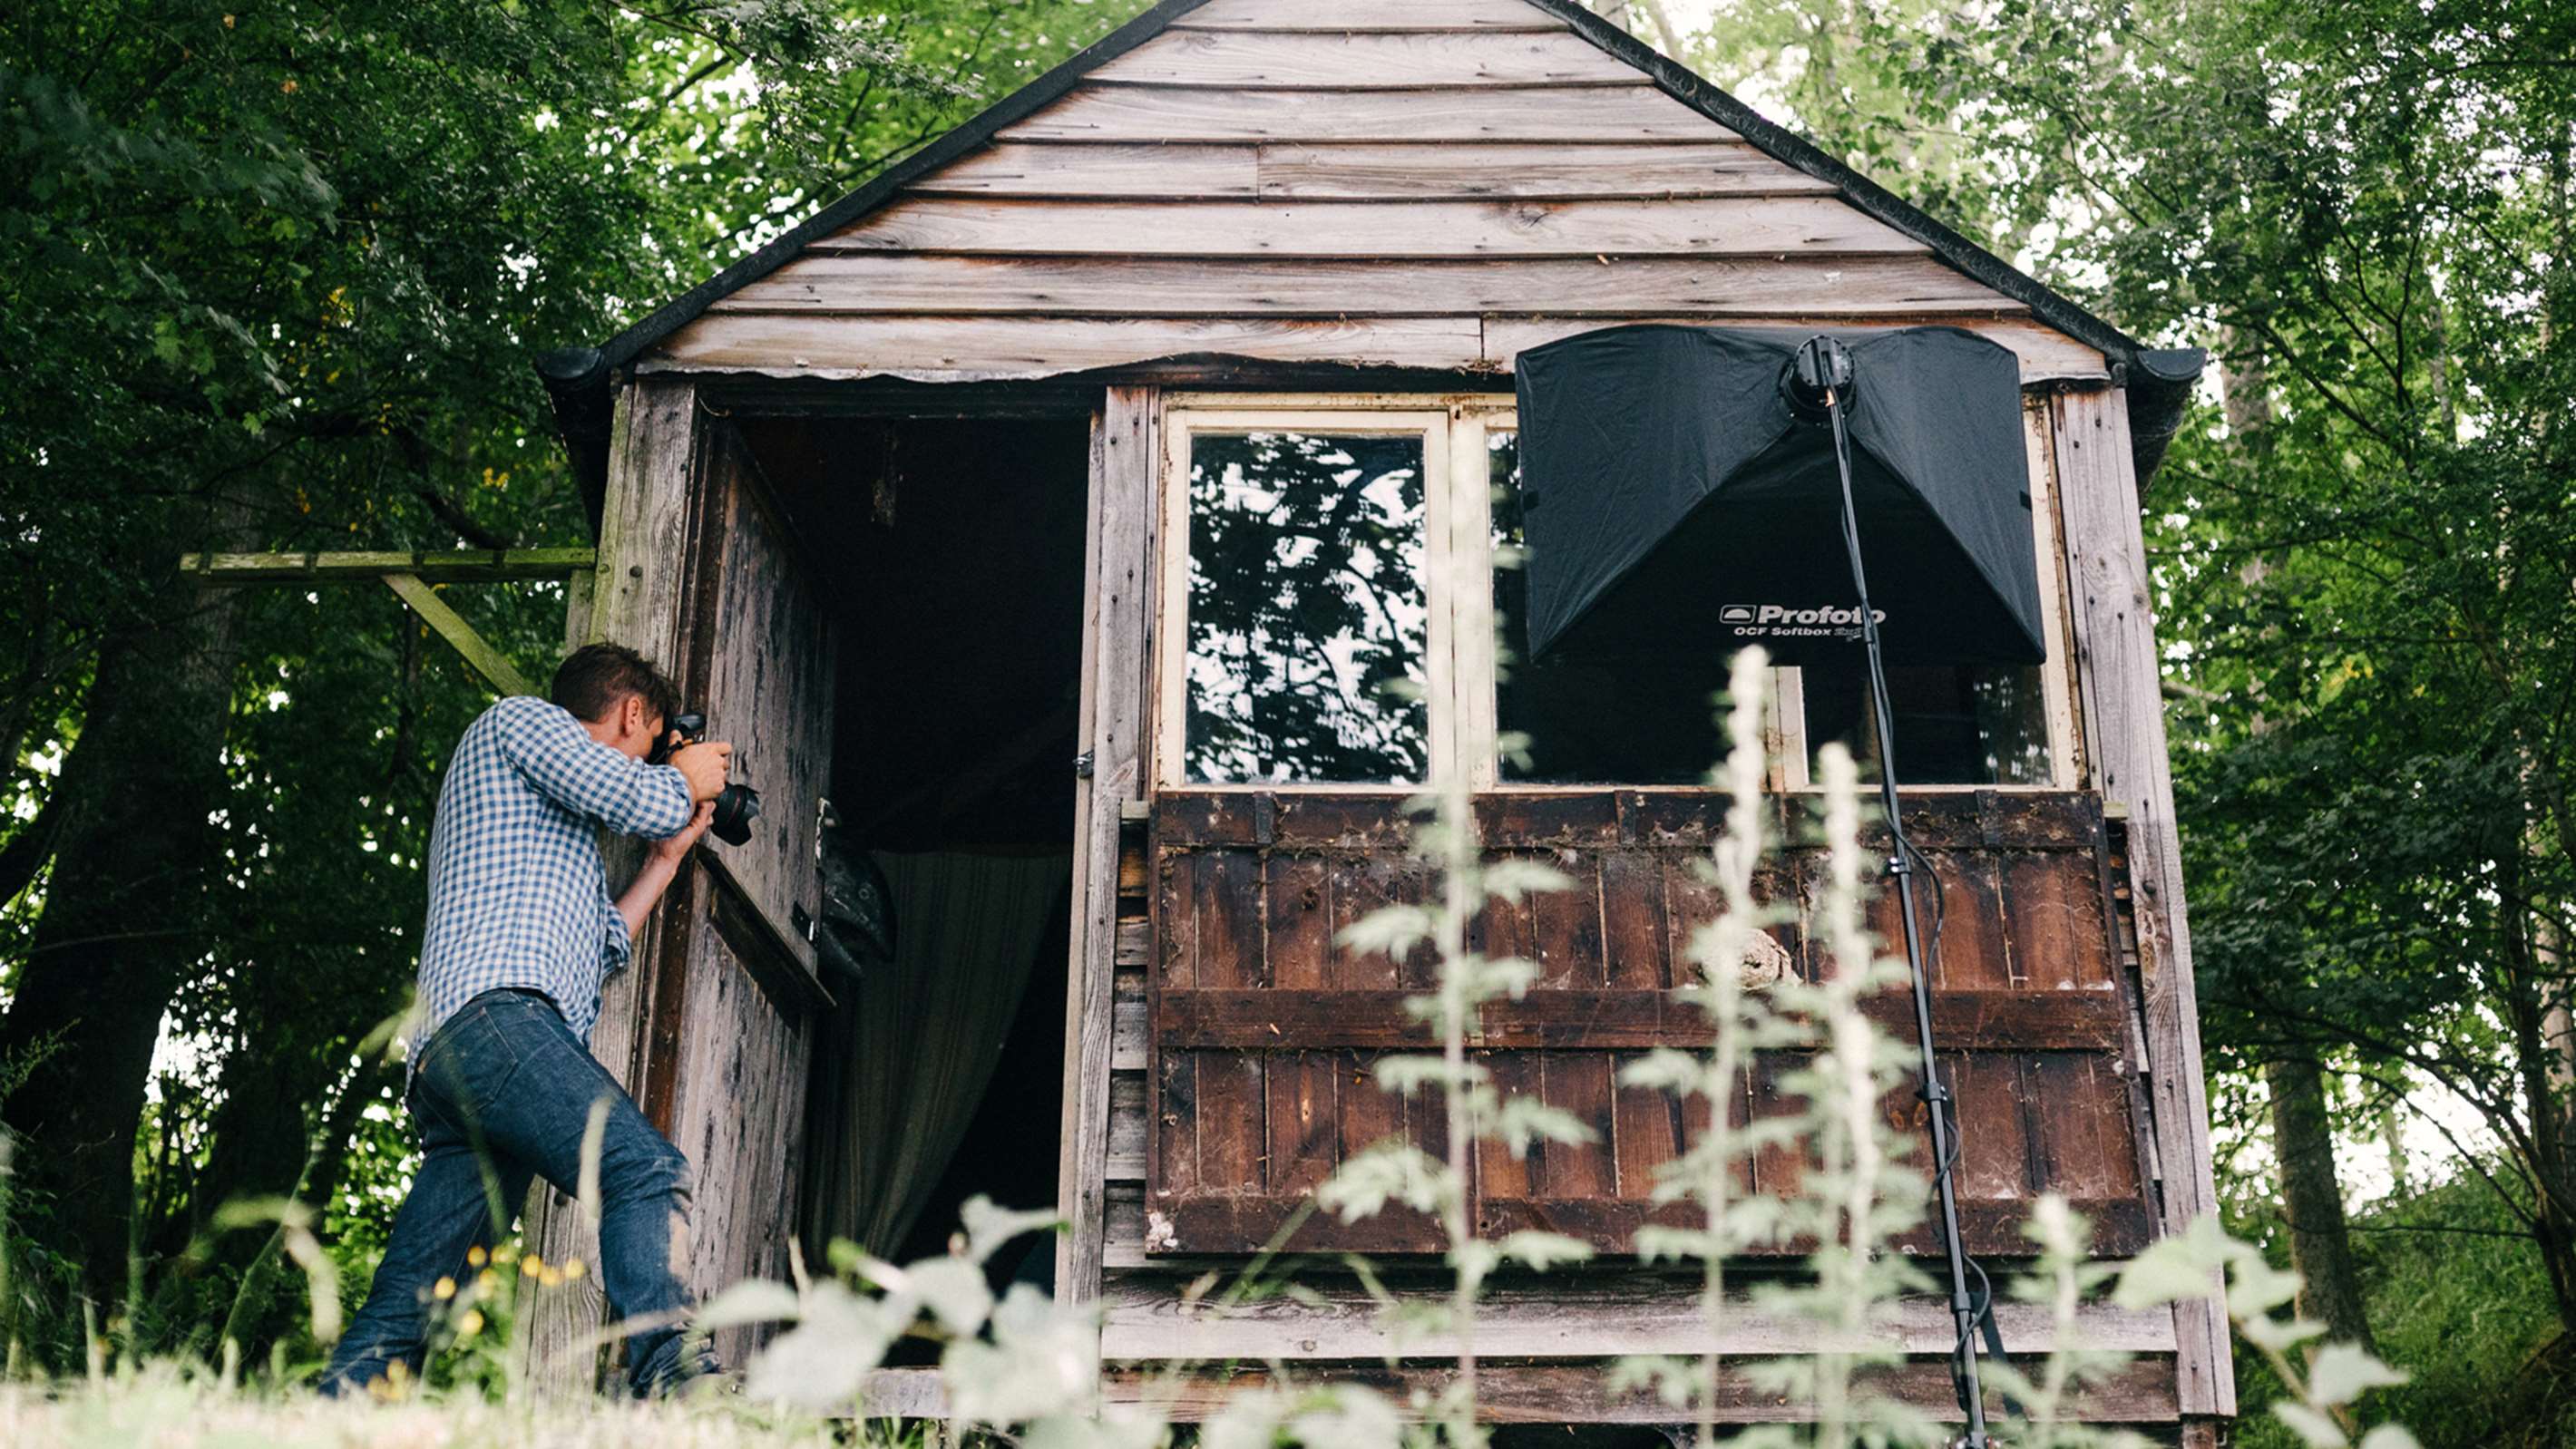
[466,1246,487,1268]
[562,1259,587,1280]
[432,1277,456,1300]
[477,1269,502,1297]
[458,1309,484,1337]
[520,1254,543,1278]
[540,1267,563,1288]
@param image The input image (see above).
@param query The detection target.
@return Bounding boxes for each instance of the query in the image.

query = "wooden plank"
[1487,314,2108,383]
[1158,789,2102,850]
[915,142,1263,198]
[653,314,1488,378]
[1001,84,1734,143]
[1257,141,1835,199]
[1107,1070,1148,1181]
[1155,987,2132,1051]
[1090,29,1639,88]
[1540,1052,1618,1198]
[2053,386,2232,1415]
[1098,1271,2181,1359]
[1475,1195,2154,1258]
[689,428,834,978]
[1058,385,1160,1308]
[381,573,537,698]
[903,141,1835,201]
[656,313,2095,385]
[181,547,596,584]
[2001,848,2116,989]
[815,196,1925,258]
[1105,1357,2181,1426]
[667,894,813,1368]
[519,377,698,1390]
[1176,0,1570,30]
[715,255,2008,318]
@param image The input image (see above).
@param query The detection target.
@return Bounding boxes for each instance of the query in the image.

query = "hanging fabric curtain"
[801,850,1068,1258]
[1512,324,2044,667]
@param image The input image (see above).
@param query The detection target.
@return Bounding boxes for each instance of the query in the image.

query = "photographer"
[322,644,732,1399]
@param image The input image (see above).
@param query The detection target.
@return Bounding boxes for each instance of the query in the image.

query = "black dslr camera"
[650,711,762,847]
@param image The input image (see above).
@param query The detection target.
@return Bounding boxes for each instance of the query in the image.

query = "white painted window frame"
[1153,392,2083,793]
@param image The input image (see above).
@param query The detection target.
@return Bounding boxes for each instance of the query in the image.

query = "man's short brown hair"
[551,643,683,727]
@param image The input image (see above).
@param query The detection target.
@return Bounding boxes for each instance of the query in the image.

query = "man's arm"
[493,698,694,839]
[618,801,716,938]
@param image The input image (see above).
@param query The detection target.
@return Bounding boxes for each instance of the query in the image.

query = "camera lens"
[710,784,762,847]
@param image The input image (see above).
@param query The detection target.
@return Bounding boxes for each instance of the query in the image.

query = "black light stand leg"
[1816,370,1996,1449]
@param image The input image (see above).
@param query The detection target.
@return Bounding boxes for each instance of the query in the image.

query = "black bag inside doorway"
[1512,325,2044,667]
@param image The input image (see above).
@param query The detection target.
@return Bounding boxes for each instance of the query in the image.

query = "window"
[1156,397,2074,790]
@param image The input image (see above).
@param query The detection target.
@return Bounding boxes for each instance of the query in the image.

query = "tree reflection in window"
[1184,431,1429,784]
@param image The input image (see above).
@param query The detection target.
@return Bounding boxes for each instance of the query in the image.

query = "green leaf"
[2270,1400,2351,1449]
[694,1278,801,1329]
[1495,1230,1594,1271]
[2308,1342,2407,1407]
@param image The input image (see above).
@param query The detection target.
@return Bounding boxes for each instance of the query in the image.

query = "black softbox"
[1512,324,2043,667]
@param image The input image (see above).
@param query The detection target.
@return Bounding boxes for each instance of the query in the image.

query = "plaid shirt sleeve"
[493,699,695,840]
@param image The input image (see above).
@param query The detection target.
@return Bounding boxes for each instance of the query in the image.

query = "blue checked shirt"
[413,695,694,1055]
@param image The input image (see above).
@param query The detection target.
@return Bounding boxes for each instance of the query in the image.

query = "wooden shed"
[526,0,2231,1439]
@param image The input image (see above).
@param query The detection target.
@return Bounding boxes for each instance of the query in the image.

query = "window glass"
[1489,430,1731,783]
[1182,431,1429,784]
[1800,662,2054,786]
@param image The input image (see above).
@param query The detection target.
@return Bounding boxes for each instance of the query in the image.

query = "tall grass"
[0,665,2429,1449]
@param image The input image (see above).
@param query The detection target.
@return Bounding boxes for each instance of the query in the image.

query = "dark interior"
[744,413,1088,1292]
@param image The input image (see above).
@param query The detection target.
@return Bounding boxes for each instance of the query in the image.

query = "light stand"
[1788,336,2000,1449]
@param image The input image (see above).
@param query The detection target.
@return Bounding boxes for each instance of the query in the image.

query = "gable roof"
[542,0,2200,509]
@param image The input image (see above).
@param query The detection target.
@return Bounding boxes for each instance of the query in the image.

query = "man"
[322,644,733,1398]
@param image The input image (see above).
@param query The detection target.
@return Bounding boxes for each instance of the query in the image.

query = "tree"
[0,0,1136,1356]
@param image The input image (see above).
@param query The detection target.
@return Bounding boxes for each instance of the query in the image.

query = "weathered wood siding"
[1137,790,2154,1260]
[649,0,2104,384]
[519,390,833,1381]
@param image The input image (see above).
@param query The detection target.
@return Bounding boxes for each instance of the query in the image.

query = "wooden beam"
[380,573,537,698]
[2050,387,2235,1418]
[1098,1271,2180,1360]
[180,548,593,584]
[1058,385,1160,1308]
[1152,987,2132,1052]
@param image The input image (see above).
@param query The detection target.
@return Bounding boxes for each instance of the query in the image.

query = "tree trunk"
[0,574,247,1305]
[2265,1053,2375,1352]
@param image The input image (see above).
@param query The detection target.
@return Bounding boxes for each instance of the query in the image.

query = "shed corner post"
[514,372,705,1390]
[1059,385,1161,1324]
[2049,381,2236,1425]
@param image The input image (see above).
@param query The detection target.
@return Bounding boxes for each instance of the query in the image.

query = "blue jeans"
[320,988,712,1397]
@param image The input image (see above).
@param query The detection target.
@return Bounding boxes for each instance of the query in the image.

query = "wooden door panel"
[1145,789,2156,1259]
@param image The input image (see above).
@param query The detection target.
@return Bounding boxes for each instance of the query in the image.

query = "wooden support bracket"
[381,573,537,698]
[175,548,596,700]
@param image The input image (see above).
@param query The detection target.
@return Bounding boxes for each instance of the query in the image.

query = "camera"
[650,710,762,847]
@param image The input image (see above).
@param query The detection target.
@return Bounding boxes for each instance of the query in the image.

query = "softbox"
[1512,325,2044,667]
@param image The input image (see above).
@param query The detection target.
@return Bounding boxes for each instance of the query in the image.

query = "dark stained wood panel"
[999,84,1736,142]
[817,195,1925,258]
[1090,28,1640,87]
[1143,789,2157,1259]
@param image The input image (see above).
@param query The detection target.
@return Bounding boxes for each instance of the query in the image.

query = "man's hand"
[649,802,717,863]
[668,739,733,802]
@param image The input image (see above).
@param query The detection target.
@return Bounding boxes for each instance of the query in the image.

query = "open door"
[650,419,837,1366]
[523,382,836,1379]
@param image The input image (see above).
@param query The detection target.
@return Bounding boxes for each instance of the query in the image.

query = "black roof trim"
[546,0,2200,516]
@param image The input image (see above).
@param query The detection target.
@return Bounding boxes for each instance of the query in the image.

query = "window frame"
[1152,392,2083,793]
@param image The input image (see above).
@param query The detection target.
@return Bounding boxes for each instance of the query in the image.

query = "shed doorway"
[737,413,1089,1295]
